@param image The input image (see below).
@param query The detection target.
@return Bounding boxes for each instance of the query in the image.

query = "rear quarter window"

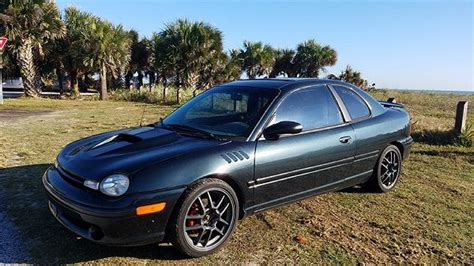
[333,85,370,120]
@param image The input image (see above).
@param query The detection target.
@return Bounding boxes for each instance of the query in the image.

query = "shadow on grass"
[412,129,459,146]
[0,164,184,264]
[412,149,473,157]
[337,185,373,194]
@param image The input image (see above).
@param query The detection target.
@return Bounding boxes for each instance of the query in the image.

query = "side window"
[274,86,343,131]
[333,86,370,120]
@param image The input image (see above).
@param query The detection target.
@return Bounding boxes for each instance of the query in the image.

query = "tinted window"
[274,86,343,131]
[333,86,370,120]
[163,86,278,139]
[185,92,249,119]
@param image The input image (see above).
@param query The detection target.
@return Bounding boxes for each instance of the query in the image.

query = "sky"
[55,0,474,91]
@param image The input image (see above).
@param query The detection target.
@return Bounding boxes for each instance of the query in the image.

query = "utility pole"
[0,36,7,105]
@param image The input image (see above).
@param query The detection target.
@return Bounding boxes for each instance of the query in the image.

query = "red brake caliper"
[186,203,199,227]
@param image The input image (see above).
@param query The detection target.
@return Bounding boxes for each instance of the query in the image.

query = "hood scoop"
[90,127,155,150]
[90,133,141,150]
[87,126,180,156]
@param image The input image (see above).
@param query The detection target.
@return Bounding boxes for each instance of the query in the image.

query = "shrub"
[109,85,195,105]
[457,124,473,147]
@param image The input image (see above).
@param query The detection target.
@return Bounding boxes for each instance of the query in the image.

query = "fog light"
[136,202,166,216]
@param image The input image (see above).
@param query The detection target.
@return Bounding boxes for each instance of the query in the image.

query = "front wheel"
[169,178,239,257]
[369,145,402,192]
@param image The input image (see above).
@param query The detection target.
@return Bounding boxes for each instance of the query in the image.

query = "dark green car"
[43,78,412,257]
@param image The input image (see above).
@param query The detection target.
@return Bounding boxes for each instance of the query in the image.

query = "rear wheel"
[169,179,239,257]
[370,145,402,192]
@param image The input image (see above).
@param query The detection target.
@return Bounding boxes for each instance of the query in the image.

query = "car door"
[251,85,356,209]
[331,85,383,175]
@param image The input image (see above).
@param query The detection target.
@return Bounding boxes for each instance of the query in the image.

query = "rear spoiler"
[379,99,405,109]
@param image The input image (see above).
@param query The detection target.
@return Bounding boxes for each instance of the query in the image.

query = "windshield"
[162,86,279,140]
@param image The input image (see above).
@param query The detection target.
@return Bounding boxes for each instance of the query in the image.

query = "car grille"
[57,165,85,186]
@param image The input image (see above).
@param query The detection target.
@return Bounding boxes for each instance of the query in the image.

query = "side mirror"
[263,121,303,140]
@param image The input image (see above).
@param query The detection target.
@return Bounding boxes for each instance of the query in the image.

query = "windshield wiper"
[165,123,227,141]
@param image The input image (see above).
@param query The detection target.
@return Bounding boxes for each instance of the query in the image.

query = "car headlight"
[99,174,129,197]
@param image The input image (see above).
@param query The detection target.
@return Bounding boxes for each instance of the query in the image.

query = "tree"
[338,65,368,88]
[62,7,97,96]
[87,19,131,100]
[239,41,274,79]
[270,48,297,78]
[152,33,172,100]
[223,49,243,81]
[155,19,225,102]
[1,0,65,96]
[293,39,337,77]
[125,30,151,89]
[142,37,156,90]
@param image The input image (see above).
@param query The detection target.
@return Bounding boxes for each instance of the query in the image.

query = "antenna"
[139,104,147,127]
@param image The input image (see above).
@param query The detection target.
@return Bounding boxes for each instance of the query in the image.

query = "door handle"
[339,136,352,144]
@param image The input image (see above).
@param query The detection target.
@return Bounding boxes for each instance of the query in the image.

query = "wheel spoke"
[391,170,398,183]
[216,194,225,210]
[197,196,206,212]
[215,228,225,236]
[186,214,205,220]
[220,203,230,215]
[381,163,389,169]
[219,217,229,226]
[203,230,213,247]
[207,191,214,209]
[195,229,206,245]
[186,224,203,231]
[381,172,390,183]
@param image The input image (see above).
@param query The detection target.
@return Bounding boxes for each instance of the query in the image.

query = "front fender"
[129,141,256,205]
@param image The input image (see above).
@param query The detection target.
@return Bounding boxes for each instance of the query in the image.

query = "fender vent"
[220,151,249,163]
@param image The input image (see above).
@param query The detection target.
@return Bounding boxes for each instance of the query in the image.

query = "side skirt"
[244,170,373,214]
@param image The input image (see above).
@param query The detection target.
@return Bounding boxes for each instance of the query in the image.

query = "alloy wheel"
[380,150,400,189]
[183,188,235,251]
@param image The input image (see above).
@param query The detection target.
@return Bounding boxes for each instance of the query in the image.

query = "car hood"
[57,126,225,181]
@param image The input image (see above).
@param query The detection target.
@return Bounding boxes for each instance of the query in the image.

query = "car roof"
[222,78,387,117]
[222,78,353,92]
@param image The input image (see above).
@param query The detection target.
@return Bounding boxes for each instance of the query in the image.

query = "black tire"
[369,145,402,192]
[169,178,239,257]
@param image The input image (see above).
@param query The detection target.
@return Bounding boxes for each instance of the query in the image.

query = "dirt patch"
[0,109,54,122]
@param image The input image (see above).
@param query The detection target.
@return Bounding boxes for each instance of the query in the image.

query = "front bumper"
[400,136,413,160]
[43,167,185,246]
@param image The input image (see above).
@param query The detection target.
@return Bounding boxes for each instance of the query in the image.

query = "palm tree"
[87,19,131,100]
[270,48,297,78]
[156,19,225,102]
[125,30,151,89]
[239,41,275,79]
[338,65,368,88]
[293,39,337,77]
[142,37,156,90]
[1,0,65,97]
[152,33,172,100]
[223,49,243,81]
[62,7,97,96]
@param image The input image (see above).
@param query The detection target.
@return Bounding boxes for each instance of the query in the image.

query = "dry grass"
[0,90,472,264]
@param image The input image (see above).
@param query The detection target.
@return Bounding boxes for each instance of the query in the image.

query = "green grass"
[0,90,472,264]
